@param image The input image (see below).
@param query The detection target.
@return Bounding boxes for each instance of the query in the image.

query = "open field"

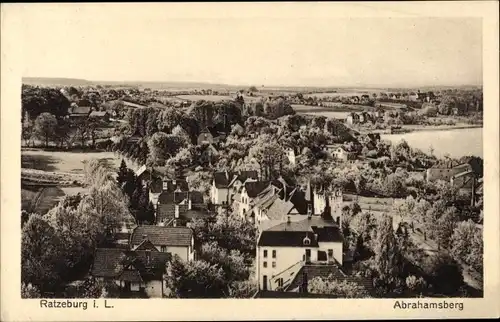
[176,94,233,102]
[22,149,121,174]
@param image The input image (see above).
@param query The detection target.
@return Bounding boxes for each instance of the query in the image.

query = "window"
[272,250,276,258]
[272,262,276,268]
[263,275,268,290]
[277,278,283,288]
[263,250,268,258]
[328,249,333,259]
[161,246,166,252]
[263,261,267,268]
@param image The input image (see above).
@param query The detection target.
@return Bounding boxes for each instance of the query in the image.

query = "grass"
[21,149,121,174]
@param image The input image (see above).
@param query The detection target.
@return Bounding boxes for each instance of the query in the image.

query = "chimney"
[188,194,192,210]
[175,205,180,218]
[142,234,147,240]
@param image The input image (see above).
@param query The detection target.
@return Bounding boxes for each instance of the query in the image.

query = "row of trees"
[22,112,108,149]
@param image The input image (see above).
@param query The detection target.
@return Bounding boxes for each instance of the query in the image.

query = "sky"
[12,4,483,87]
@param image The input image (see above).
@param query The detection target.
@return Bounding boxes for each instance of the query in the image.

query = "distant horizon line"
[22,76,483,90]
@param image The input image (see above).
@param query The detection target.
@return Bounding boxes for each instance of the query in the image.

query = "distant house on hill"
[89,111,110,122]
[67,105,92,119]
[197,128,214,145]
[346,112,360,126]
[426,160,472,183]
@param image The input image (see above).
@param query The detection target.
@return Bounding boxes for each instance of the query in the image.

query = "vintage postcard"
[1,1,499,321]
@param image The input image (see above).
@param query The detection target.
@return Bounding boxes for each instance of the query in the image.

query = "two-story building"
[210,170,259,205]
[130,226,195,262]
[256,216,343,291]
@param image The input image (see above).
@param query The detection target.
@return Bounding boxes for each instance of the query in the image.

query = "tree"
[228,280,258,298]
[435,207,458,250]
[165,256,227,298]
[372,214,403,284]
[199,242,250,282]
[147,132,183,165]
[308,275,370,298]
[172,125,191,146]
[405,275,427,296]
[422,254,464,296]
[21,283,41,298]
[450,220,483,273]
[116,159,129,187]
[248,135,285,180]
[33,112,57,147]
[22,214,63,292]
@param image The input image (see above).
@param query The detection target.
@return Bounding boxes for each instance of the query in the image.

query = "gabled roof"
[243,181,270,198]
[130,226,193,247]
[286,263,373,296]
[213,171,234,188]
[287,187,309,215]
[452,170,475,179]
[91,248,171,281]
[70,106,92,115]
[266,198,295,220]
[134,238,158,251]
[89,111,108,117]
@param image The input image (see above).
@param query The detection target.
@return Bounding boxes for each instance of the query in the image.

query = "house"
[210,170,259,205]
[345,112,360,126]
[148,176,189,207]
[67,105,92,119]
[130,226,195,262]
[238,181,271,218]
[211,171,233,205]
[197,129,214,145]
[286,148,297,166]
[91,248,171,298]
[273,262,373,295]
[256,216,343,291]
[89,111,110,122]
[408,92,418,101]
[332,146,357,162]
[450,170,478,205]
[426,161,473,182]
[156,190,204,225]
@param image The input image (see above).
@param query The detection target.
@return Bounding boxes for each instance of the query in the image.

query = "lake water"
[382,127,483,158]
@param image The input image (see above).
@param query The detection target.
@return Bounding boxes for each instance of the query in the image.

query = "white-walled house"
[91,248,171,298]
[238,181,270,218]
[130,226,195,262]
[210,170,259,205]
[256,217,343,291]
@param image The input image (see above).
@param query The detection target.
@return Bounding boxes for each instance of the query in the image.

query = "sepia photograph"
[1,2,499,321]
